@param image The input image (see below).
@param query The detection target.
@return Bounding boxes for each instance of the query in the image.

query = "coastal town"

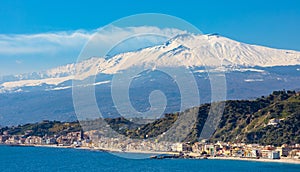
[1,123,300,163]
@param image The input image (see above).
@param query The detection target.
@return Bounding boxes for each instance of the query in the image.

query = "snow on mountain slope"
[1,76,73,89]
[75,33,300,74]
[1,33,300,93]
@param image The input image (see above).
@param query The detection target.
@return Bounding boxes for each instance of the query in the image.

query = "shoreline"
[2,144,300,164]
[76,146,177,156]
[1,143,175,155]
[209,156,300,164]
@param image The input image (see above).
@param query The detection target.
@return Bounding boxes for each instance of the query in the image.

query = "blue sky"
[0,0,300,75]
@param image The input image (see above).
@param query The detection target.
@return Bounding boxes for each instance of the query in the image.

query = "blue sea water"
[0,145,299,172]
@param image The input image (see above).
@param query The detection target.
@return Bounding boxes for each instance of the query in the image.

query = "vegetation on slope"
[1,90,299,146]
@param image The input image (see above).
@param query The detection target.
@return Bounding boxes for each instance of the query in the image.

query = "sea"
[0,145,299,172]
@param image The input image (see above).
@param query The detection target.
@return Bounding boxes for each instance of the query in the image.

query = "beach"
[209,156,300,164]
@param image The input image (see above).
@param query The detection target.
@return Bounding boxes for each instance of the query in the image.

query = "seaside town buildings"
[1,130,300,160]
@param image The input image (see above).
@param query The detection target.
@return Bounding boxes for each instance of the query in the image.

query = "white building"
[268,151,280,159]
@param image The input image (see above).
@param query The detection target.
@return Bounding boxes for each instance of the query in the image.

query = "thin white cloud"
[78,26,188,60]
[0,31,92,55]
[0,26,187,75]
[15,60,22,64]
[0,26,186,56]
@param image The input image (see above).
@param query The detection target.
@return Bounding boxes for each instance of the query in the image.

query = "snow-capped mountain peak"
[1,33,300,93]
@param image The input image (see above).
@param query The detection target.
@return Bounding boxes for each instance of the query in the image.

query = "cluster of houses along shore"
[1,129,300,160]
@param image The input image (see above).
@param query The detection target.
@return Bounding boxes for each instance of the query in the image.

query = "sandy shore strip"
[209,156,300,164]
[79,146,178,155]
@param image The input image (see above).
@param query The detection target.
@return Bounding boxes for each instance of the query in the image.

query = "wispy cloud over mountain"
[0,31,91,55]
[0,26,186,75]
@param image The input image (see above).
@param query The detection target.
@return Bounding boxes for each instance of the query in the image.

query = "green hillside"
[1,90,299,146]
[123,90,300,146]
